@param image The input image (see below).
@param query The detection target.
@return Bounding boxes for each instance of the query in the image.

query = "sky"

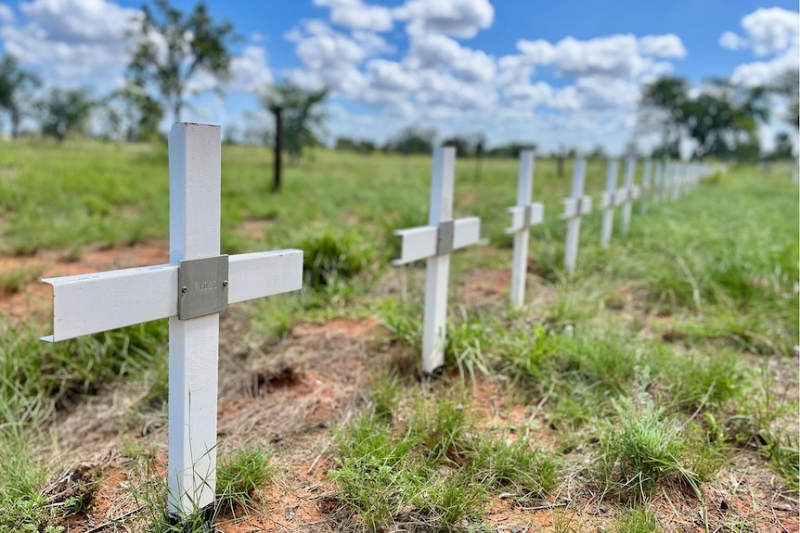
[0,0,797,154]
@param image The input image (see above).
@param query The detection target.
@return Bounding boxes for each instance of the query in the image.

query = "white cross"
[653,161,664,204]
[670,162,681,201]
[506,150,544,309]
[561,159,591,275]
[639,159,652,214]
[42,123,303,518]
[599,159,619,248]
[392,146,481,374]
[620,156,640,236]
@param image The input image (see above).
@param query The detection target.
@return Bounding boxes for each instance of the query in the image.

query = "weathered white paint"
[620,156,638,236]
[562,159,591,275]
[392,147,481,374]
[43,123,303,518]
[506,150,544,309]
[42,251,301,342]
[392,218,480,265]
[640,160,652,214]
[599,159,619,248]
[653,161,664,204]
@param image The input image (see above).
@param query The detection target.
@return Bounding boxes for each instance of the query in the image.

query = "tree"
[260,82,329,160]
[639,76,690,157]
[37,87,94,142]
[0,55,41,138]
[640,75,770,160]
[768,131,795,160]
[770,69,799,129]
[98,86,163,142]
[127,0,238,123]
[385,127,437,154]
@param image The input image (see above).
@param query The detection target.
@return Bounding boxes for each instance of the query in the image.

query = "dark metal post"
[271,106,283,193]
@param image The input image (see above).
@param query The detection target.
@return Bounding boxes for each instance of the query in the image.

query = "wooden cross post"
[639,159,652,214]
[392,147,481,374]
[506,150,544,309]
[599,159,619,248]
[562,159,591,275]
[620,156,639,236]
[42,123,303,519]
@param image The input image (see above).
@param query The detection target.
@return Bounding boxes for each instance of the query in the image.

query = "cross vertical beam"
[653,161,664,204]
[562,159,590,275]
[640,159,652,214]
[621,156,636,236]
[600,159,619,248]
[422,147,453,374]
[168,123,221,515]
[506,150,544,309]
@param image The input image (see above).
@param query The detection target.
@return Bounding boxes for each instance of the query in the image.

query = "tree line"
[0,0,796,162]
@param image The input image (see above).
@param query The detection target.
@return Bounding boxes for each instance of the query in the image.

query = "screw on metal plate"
[177,255,229,320]
[437,220,455,255]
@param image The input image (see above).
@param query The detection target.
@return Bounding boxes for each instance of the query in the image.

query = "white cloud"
[366,59,419,92]
[731,48,798,87]
[552,34,642,78]
[638,34,686,58]
[721,7,799,87]
[285,21,392,97]
[740,7,799,56]
[516,39,555,65]
[230,45,272,93]
[719,31,747,51]
[0,0,138,85]
[395,0,494,38]
[19,0,137,43]
[405,33,495,83]
[0,3,14,23]
[517,34,683,79]
[314,0,393,31]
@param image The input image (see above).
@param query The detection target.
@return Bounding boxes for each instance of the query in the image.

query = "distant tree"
[587,144,607,160]
[335,137,357,151]
[639,76,689,157]
[127,0,238,123]
[260,82,329,160]
[487,142,537,158]
[385,126,437,154]
[442,135,471,156]
[640,75,770,160]
[37,87,94,142]
[768,131,795,160]
[0,55,41,138]
[770,69,799,129]
[98,85,163,142]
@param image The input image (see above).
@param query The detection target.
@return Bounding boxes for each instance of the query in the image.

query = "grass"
[0,141,795,530]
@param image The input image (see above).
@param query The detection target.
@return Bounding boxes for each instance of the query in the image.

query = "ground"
[2,238,796,533]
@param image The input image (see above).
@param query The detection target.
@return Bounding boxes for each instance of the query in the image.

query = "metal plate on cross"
[178,255,229,320]
[437,220,455,255]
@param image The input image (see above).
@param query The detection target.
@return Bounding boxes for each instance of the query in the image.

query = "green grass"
[0,141,795,529]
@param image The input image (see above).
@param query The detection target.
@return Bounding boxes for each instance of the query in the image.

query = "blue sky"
[0,0,797,154]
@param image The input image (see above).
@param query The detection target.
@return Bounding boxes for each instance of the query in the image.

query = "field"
[0,139,797,532]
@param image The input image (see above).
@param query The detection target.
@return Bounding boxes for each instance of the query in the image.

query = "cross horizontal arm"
[43,264,177,342]
[561,196,592,219]
[506,203,544,233]
[228,250,303,304]
[392,217,481,265]
[43,249,303,342]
